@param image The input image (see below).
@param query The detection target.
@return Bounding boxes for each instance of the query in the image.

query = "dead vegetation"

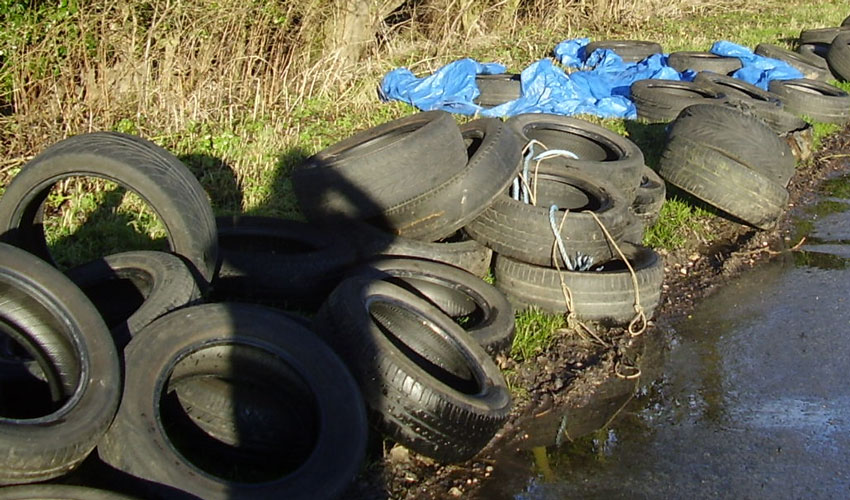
[0,0,776,160]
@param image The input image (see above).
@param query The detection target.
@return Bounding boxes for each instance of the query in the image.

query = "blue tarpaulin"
[378,38,805,119]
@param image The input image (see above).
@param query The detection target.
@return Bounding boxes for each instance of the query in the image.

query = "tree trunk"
[325,0,405,67]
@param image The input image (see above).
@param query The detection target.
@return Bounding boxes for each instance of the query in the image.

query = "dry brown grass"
[0,0,827,173]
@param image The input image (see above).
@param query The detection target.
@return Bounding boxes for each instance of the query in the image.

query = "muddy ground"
[343,125,850,500]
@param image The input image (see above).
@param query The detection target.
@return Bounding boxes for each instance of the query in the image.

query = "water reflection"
[489,193,850,499]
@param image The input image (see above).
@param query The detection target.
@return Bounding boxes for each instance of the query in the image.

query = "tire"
[667,51,743,75]
[379,117,522,241]
[693,71,782,102]
[796,43,831,73]
[97,303,368,500]
[754,43,831,81]
[584,40,663,62]
[667,103,796,187]
[292,110,468,223]
[464,167,631,268]
[169,375,308,455]
[507,113,645,199]
[474,73,521,107]
[346,221,494,278]
[632,166,666,226]
[693,72,803,134]
[630,79,727,122]
[798,26,850,45]
[659,135,789,229]
[843,14,850,27]
[0,485,138,499]
[348,257,515,354]
[0,243,120,485]
[493,244,664,324]
[719,95,809,135]
[0,132,218,287]
[767,78,850,124]
[313,277,511,463]
[65,250,202,347]
[827,31,850,81]
[211,215,357,309]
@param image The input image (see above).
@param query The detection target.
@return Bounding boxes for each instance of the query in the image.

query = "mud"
[344,126,850,500]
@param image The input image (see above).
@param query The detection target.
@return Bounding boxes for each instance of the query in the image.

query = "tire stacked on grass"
[827,31,850,81]
[767,78,850,124]
[458,113,665,324]
[292,111,522,242]
[658,103,794,230]
[584,40,663,62]
[693,71,807,135]
[0,243,121,486]
[630,79,728,122]
[312,276,512,463]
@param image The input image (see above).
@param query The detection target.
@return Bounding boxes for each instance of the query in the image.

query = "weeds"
[510,308,566,362]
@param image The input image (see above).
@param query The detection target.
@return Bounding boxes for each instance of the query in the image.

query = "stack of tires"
[0,133,370,499]
[467,114,666,325]
[750,26,850,125]
[293,110,666,330]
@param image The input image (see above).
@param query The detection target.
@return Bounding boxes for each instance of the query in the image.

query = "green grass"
[510,308,566,362]
[643,197,713,250]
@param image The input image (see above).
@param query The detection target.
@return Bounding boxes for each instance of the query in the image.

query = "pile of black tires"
[0,108,668,497]
[292,111,668,324]
[1,18,848,498]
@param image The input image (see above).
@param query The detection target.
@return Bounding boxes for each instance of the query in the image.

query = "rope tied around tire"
[549,207,608,347]
[587,211,647,337]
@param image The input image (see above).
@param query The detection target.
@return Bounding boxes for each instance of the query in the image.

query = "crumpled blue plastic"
[709,40,804,89]
[378,38,807,119]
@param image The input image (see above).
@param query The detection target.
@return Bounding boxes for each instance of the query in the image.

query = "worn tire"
[348,257,515,354]
[379,117,522,241]
[346,222,493,278]
[212,215,357,309]
[693,72,805,134]
[507,113,645,199]
[630,79,727,122]
[493,244,663,324]
[754,43,831,81]
[768,78,850,124]
[693,71,780,102]
[827,31,850,81]
[313,277,511,463]
[97,303,367,500]
[843,14,850,27]
[292,111,467,223]
[659,135,788,229]
[0,132,218,287]
[796,43,831,73]
[667,51,743,75]
[0,243,120,485]
[667,103,796,186]
[169,375,308,456]
[65,250,202,346]
[464,167,631,268]
[474,73,521,107]
[798,26,850,45]
[584,40,663,62]
[632,166,666,226]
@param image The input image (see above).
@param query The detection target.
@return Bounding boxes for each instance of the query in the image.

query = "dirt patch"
[344,125,850,500]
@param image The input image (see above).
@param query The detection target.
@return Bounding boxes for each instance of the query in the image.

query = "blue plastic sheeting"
[378,58,507,116]
[378,38,804,119]
[709,41,804,89]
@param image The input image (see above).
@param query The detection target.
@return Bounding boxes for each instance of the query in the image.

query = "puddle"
[481,181,850,499]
